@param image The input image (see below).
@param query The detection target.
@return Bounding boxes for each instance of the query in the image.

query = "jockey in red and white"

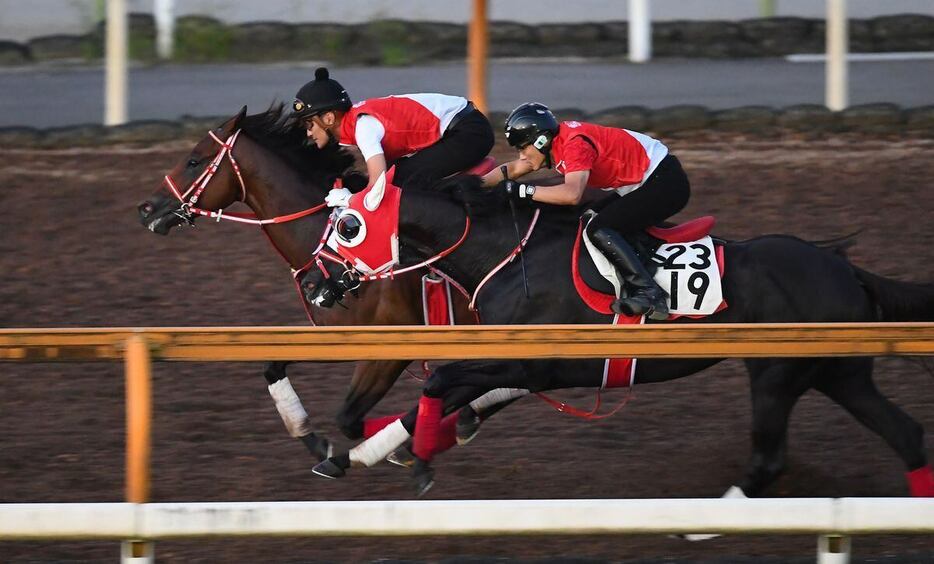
[292,67,494,189]
[483,102,691,320]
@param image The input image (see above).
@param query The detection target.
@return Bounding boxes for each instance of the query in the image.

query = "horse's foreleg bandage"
[268,377,314,438]
[363,411,408,438]
[469,388,529,412]
[349,419,410,467]
[413,396,443,461]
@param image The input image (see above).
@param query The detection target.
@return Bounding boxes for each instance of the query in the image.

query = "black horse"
[308,173,934,497]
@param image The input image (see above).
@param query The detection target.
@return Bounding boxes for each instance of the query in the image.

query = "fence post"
[154,0,175,59]
[123,335,153,563]
[104,0,128,126]
[628,0,651,63]
[468,0,489,114]
[825,0,848,111]
[817,534,851,564]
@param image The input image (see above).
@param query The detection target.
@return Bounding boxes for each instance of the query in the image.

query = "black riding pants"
[586,154,691,236]
[391,108,495,189]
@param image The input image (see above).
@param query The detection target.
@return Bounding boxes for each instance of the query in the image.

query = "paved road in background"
[2,58,934,128]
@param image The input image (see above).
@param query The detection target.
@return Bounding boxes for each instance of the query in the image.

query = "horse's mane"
[238,103,366,189]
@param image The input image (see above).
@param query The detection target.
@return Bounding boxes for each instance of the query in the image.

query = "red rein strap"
[535,387,635,420]
[358,216,472,282]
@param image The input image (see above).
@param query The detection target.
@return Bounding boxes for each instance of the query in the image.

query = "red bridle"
[159,131,470,306]
[162,129,328,226]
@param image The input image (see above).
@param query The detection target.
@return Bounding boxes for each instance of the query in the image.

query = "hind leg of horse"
[738,359,815,497]
[263,361,331,462]
[814,358,934,496]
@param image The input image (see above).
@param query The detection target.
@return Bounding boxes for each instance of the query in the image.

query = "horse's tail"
[853,267,934,321]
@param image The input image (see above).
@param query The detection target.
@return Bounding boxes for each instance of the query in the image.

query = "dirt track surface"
[1,132,933,563]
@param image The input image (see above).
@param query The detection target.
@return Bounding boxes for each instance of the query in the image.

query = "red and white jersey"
[338,94,468,162]
[551,121,669,196]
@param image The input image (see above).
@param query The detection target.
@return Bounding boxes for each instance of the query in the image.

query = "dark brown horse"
[137,105,477,463]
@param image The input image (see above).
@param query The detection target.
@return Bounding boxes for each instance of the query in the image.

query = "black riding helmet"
[292,67,352,119]
[504,102,559,153]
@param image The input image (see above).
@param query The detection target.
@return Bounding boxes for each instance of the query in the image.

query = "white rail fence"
[3,498,934,564]
[3,498,934,539]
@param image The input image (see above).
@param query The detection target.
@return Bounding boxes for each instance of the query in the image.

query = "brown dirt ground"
[0,131,933,563]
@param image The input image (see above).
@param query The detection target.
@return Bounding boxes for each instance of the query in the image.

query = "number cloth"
[653,236,723,315]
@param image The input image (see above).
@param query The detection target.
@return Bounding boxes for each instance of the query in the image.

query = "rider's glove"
[503,180,536,202]
[325,187,352,208]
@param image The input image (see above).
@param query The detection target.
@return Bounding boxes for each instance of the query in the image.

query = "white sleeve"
[354,114,386,162]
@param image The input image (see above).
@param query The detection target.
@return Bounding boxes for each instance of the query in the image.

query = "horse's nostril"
[138,202,154,218]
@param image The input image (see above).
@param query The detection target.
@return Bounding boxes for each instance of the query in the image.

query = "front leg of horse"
[455,388,529,445]
[410,361,528,497]
[312,383,488,484]
[311,359,415,479]
[264,361,332,462]
[682,359,806,542]
[336,359,412,439]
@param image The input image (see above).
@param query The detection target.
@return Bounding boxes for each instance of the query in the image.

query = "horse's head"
[301,173,488,309]
[301,171,401,308]
[138,106,249,235]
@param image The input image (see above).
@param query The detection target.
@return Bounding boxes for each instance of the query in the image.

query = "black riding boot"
[589,227,669,320]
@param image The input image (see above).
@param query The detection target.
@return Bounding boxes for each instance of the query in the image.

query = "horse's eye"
[187,159,199,168]
[335,212,366,247]
[337,215,361,240]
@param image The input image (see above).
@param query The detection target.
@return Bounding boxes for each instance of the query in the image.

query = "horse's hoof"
[456,406,482,446]
[647,306,670,321]
[413,460,435,497]
[312,457,346,479]
[300,433,333,462]
[386,444,415,468]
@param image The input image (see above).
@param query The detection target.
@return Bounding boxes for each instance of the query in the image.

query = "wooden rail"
[3,322,933,563]
[1,323,933,362]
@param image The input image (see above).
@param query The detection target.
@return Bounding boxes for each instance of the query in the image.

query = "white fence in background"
[826,0,849,110]
[628,0,652,63]
[104,0,127,126]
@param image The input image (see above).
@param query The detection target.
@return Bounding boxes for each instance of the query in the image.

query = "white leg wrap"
[682,486,747,542]
[722,485,747,499]
[469,388,529,412]
[349,419,410,467]
[268,377,313,438]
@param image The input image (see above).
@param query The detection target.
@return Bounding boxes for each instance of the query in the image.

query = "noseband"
[161,129,329,226]
[163,130,247,225]
[159,128,350,310]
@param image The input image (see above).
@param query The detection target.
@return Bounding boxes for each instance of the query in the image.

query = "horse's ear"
[232,105,247,128]
[363,172,387,212]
